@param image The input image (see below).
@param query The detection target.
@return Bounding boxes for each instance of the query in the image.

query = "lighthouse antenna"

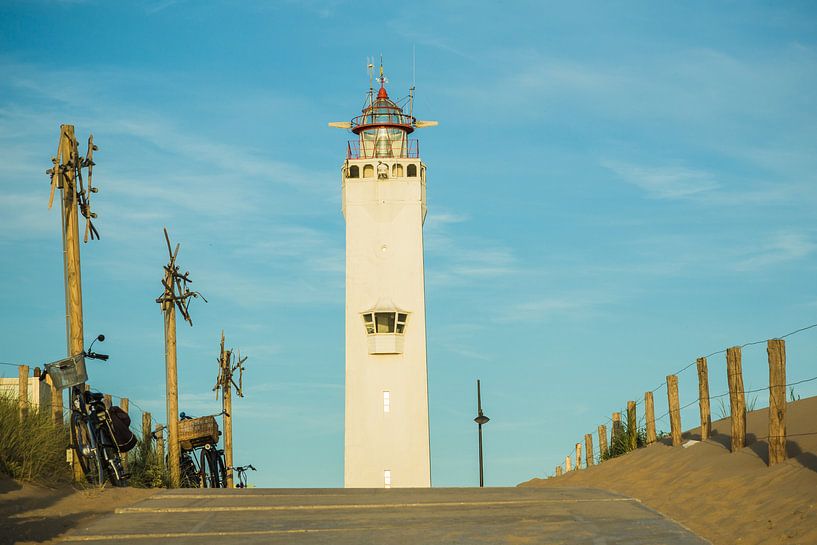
[409,45,416,118]
[367,57,374,107]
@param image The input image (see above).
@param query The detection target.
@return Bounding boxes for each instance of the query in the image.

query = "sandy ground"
[0,478,157,545]
[521,395,817,545]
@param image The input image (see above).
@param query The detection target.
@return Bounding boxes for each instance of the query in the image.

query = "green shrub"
[126,437,169,488]
[0,393,71,485]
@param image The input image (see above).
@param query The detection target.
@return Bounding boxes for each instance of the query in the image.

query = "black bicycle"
[178,412,227,488]
[230,464,256,488]
[43,335,130,486]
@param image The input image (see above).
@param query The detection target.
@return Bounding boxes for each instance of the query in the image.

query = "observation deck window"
[363,164,374,178]
[348,165,359,178]
[407,164,417,177]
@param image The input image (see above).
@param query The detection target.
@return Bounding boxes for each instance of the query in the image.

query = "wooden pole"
[584,433,594,467]
[164,301,181,487]
[565,455,571,472]
[555,465,562,477]
[611,412,622,451]
[221,340,234,488]
[54,125,87,483]
[103,393,112,409]
[726,346,746,452]
[575,442,582,470]
[120,398,129,465]
[667,374,682,446]
[597,424,608,461]
[18,365,29,421]
[644,391,656,445]
[627,400,637,451]
[696,357,711,440]
[767,339,787,465]
[155,425,165,469]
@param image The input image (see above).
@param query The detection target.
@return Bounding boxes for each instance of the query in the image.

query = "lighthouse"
[329,64,437,488]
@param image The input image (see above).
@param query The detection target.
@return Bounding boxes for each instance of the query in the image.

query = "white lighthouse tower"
[330,64,437,488]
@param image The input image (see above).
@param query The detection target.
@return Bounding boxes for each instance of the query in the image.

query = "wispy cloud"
[602,161,719,199]
[498,293,617,323]
[735,231,816,270]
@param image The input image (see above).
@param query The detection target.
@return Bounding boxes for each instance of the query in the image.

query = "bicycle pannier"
[109,406,137,452]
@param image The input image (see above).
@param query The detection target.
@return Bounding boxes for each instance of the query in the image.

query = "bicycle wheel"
[70,412,104,485]
[214,450,227,488]
[179,452,200,488]
[97,421,128,487]
[199,447,219,488]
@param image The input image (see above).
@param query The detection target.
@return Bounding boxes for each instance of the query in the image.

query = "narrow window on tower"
[383,390,390,413]
[348,165,359,178]
[375,312,396,333]
[396,313,408,334]
[363,164,374,178]
[384,470,391,488]
[407,163,417,177]
[362,313,375,334]
[392,163,403,177]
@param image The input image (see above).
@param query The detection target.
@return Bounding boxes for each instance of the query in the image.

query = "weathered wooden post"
[555,465,562,477]
[667,374,682,446]
[214,333,246,488]
[142,412,152,450]
[575,442,582,470]
[45,373,61,424]
[644,391,656,445]
[103,393,112,409]
[598,424,608,461]
[565,455,571,472]
[585,433,594,467]
[696,357,711,440]
[767,339,786,465]
[627,400,637,451]
[47,125,99,483]
[156,229,204,488]
[155,425,165,469]
[18,365,29,421]
[611,412,622,451]
[120,398,129,465]
[726,347,746,451]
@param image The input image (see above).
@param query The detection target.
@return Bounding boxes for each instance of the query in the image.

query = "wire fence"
[551,321,817,477]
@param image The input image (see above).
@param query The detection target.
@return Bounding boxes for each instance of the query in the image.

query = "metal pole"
[474,379,489,488]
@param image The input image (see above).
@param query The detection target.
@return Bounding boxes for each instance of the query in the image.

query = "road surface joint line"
[56,527,381,542]
[114,497,637,514]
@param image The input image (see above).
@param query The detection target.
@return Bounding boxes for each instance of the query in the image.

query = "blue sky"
[1,1,816,487]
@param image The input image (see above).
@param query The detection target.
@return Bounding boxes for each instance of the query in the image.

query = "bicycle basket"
[44,354,87,390]
[178,416,219,450]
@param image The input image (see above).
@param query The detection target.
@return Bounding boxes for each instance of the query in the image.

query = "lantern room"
[349,85,416,159]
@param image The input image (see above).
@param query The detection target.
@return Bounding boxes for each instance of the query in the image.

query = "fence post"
[767,339,786,465]
[598,424,608,461]
[627,401,637,450]
[18,365,29,421]
[155,425,165,469]
[555,465,562,477]
[575,442,582,470]
[667,374,682,446]
[585,433,594,467]
[565,455,571,472]
[120,398,129,465]
[611,412,622,451]
[644,391,656,445]
[696,357,711,440]
[726,346,746,452]
[142,412,152,451]
[103,393,112,409]
[44,373,61,424]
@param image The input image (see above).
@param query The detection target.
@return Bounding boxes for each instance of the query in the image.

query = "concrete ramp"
[59,487,709,544]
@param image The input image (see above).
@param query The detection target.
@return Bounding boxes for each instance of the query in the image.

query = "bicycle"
[42,334,131,486]
[230,464,256,488]
[178,411,227,488]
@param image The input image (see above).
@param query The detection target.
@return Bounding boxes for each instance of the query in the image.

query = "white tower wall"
[343,158,431,488]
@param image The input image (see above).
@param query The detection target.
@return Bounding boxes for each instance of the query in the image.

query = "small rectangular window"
[383,391,390,413]
[384,469,391,488]
[396,313,408,334]
[363,313,375,334]
[375,312,396,333]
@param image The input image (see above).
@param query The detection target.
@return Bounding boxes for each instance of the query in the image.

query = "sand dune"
[521,396,817,545]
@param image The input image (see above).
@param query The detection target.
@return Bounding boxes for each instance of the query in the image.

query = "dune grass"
[0,393,71,485]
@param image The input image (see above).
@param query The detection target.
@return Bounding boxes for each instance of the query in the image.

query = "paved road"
[58,487,709,544]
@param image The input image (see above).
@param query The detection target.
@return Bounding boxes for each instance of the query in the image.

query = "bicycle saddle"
[86,391,105,401]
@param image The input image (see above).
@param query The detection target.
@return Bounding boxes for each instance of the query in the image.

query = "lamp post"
[474,379,490,487]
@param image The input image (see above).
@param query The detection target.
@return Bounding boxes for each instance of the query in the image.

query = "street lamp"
[474,379,490,487]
